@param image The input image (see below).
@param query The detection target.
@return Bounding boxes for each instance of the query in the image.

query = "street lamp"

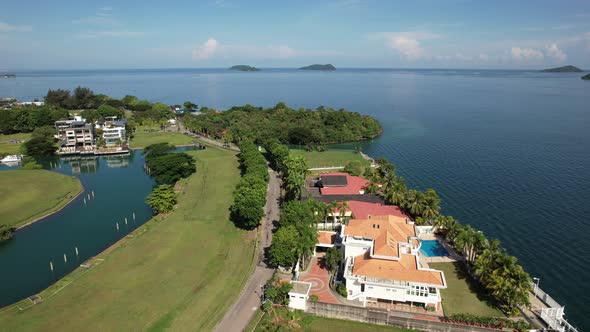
[533,277,540,298]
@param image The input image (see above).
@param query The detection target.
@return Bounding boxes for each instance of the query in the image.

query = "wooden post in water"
[87,193,91,200]
[83,197,87,206]
[63,253,67,263]
[133,212,136,221]
[91,190,95,198]
[75,246,79,257]
[50,261,54,272]
[116,222,119,231]
[124,217,128,225]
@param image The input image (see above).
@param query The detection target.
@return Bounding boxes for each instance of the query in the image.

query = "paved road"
[214,169,280,332]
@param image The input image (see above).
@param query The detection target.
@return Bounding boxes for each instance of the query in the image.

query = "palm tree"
[454,225,478,262]
[421,189,441,223]
[327,200,340,228]
[338,201,349,225]
[404,190,425,218]
[385,178,407,206]
[284,156,310,201]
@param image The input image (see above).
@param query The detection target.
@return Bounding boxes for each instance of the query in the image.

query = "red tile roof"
[319,172,370,195]
[353,253,445,287]
[346,201,409,220]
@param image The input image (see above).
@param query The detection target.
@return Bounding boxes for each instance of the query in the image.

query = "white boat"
[0,154,23,163]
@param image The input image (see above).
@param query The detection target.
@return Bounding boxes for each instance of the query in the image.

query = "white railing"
[532,285,579,332]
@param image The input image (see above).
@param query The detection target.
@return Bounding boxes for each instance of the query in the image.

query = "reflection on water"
[0,150,154,308]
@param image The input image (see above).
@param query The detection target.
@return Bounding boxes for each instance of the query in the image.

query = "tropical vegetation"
[230,141,268,229]
[364,157,532,313]
[0,224,15,241]
[23,126,58,156]
[146,184,177,214]
[181,102,382,145]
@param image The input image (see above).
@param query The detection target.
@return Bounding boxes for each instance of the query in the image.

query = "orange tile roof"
[344,215,416,258]
[317,232,336,245]
[353,253,445,286]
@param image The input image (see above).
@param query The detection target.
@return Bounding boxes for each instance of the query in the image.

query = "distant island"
[299,64,336,71]
[582,73,590,80]
[541,65,583,73]
[0,74,16,78]
[229,65,260,72]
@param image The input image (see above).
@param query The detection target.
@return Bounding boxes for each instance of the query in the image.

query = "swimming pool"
[420,240,449,257]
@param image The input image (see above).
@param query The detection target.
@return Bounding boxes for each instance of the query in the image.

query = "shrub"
[146,184,177,214]
[336,284,347,297]
[309,294,319,302]
[343,160,363,176]
[0,224,15,241]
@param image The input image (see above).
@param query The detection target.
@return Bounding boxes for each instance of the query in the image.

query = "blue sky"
[1,0,589,69]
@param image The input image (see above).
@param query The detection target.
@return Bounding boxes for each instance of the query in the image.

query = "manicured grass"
[429,262,503,317]
[0,170,81,228]
[0,133,31,155]
[307,316,417,332]
[0,148,255,331]
[130,131,196,148]
[289,149,370,169]
[250,308,415,332]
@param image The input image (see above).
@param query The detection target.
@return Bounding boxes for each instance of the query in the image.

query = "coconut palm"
[385,177,407,206]
[421,188,441,223]
[404,190,424,218]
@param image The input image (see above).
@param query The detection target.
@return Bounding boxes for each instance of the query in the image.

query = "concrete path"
[214,169,280,332]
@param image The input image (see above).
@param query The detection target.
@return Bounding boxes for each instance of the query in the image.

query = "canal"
[0,151,155,307]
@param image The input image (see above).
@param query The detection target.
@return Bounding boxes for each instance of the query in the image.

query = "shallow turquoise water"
[1,68,588,329]
[420,240,449,257]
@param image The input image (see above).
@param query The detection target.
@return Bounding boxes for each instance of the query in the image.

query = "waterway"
[0,152,154,307]
[0,68,588,329]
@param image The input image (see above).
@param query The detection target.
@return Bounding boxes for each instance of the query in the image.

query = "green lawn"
[0,170,81,228]
[429,262,502,317]
[0,148,255,331]
[0,133,31,155]
[289,149,370,169]
[250,308,415,332]
[130,131,196,148]
[307,316,416,332]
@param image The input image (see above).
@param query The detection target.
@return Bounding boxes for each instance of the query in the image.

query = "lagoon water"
[1,68,589,329]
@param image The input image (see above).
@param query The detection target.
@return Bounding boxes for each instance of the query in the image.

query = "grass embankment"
[0,147,255,331]
[249,308,416,332]
[130,132,196,149]
[289,149,369,169]
[429,262,502,317]
[0,170,81,228]
[0,133,31,155]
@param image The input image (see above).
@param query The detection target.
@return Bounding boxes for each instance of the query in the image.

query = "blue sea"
[1,68,589,329]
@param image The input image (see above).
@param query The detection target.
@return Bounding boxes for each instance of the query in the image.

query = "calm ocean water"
[1,68,589,329]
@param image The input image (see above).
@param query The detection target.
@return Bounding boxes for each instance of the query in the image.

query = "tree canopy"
[182,103,382,145]
[146,184,177,214]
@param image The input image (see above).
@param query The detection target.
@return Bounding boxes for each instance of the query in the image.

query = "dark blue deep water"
[1,68,589,329]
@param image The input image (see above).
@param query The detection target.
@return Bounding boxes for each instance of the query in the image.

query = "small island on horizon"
[582,73,590,80]
[541,65,583,73]
[229,65,260,72]
[299,64,336,71]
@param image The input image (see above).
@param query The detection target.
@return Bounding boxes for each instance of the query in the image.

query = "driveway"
[299,254,339,304]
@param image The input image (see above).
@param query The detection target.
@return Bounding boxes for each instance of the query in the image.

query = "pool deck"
[418,234,463,267]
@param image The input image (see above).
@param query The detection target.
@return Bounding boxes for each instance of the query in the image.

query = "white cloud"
[0,21,32,33]
[545,43,567,62]
[510,47,544,61]
[479,53,489,61]
[552,24,574,30]
[387,36,424,60]
[370,32,440,61]
[192,38,219,60]
[191,38,299,61]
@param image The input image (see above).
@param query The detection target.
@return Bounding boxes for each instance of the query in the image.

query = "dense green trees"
[146,152,196,184]
[23,126,58,156]
[0,106,68,134]
[146,184,177,214]
[230,141,268,230]
[182,103,382,145]
[269,225,299,267]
